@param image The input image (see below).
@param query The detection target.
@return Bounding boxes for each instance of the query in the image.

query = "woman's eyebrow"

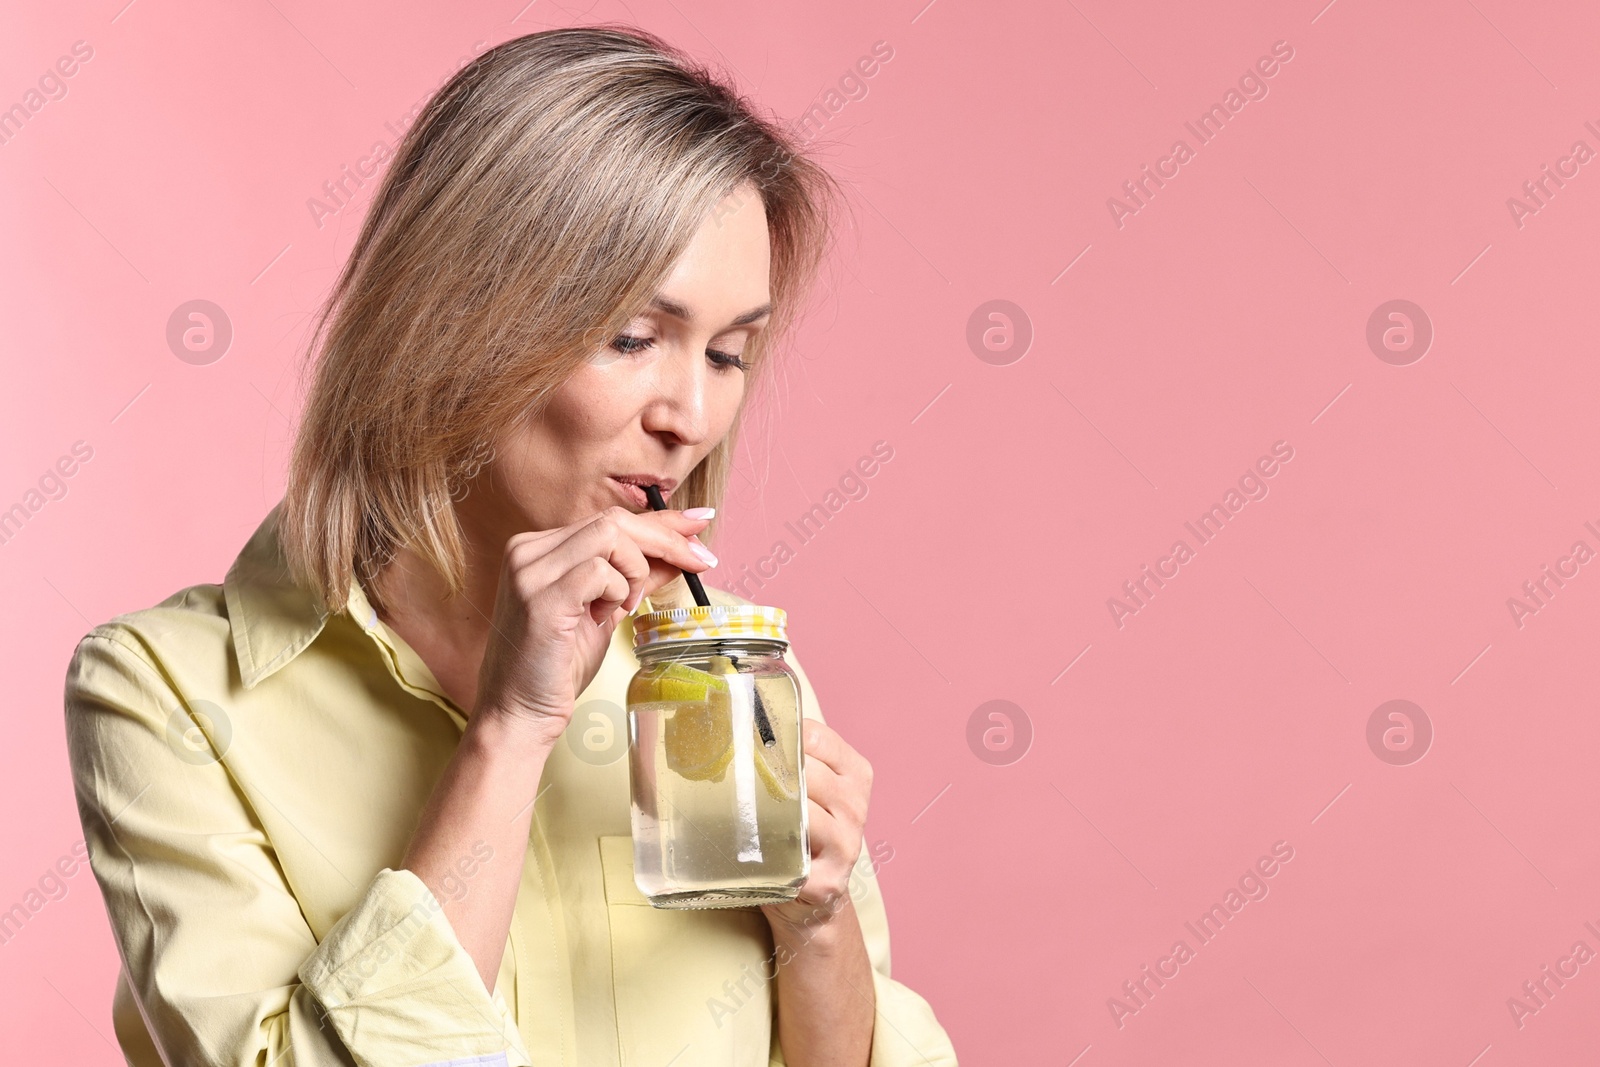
[649,296,772,326]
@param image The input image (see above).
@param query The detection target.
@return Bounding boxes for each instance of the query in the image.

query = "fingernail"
[683,506,716,520]
[688,541,719,567]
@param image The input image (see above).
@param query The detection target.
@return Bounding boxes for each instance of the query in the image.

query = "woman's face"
[474,181,773,537]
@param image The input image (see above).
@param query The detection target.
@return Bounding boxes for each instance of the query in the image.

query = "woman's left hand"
[759,718,873,940]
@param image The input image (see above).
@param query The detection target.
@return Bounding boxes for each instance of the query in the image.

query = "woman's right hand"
[471,504,717,745]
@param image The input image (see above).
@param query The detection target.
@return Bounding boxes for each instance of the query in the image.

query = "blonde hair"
[281,24,842,617]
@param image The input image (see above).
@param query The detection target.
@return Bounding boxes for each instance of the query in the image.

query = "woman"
[63,24,957,1067]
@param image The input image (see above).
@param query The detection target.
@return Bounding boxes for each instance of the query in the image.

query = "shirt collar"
[223,500,340,689]
[223,499,659,690]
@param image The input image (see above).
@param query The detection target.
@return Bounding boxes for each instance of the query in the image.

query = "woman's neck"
[369,536,501,715]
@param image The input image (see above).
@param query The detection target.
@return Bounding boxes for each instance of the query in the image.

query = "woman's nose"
[643,345,712,443]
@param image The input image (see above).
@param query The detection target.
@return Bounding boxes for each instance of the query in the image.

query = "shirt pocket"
[598,835,777,1065]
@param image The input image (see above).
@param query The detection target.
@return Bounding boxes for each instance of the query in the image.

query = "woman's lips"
[607,476,672,508]
[608,477,648,507]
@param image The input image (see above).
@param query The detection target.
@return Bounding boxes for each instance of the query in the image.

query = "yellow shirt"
[63,501,958,1067]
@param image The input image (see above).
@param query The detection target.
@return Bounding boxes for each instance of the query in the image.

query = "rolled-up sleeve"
[64,628,531,1067]
[769,648,960,1067]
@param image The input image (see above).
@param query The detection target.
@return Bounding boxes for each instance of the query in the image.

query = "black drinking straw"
[644,484,776,746]
[643,484,711,607]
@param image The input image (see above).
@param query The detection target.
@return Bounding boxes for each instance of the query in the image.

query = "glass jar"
[626,604,809,909]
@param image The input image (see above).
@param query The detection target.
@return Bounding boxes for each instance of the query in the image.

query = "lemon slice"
[755,738,800,802]
[631,660,730,704]
[663,699,734,781]
[633,662,730,780]
[635,661,799,798]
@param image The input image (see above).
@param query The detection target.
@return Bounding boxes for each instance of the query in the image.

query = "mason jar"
[626,604,809,909]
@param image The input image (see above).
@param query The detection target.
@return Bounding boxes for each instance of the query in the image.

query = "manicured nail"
[683,506,716,520]
[688,541,719,567]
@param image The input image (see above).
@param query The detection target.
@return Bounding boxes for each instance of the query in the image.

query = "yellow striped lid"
[631,603,788,650]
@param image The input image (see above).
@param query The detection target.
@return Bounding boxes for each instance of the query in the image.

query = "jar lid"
[632,603,788,650]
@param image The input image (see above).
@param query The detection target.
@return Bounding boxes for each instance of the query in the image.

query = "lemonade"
[627,657,808,908]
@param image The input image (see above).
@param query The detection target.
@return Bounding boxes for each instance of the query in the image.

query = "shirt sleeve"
[767,649,960,1067]
[63,628,533,1067]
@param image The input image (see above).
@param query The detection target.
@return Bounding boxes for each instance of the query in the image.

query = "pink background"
[3,0,1598,1063]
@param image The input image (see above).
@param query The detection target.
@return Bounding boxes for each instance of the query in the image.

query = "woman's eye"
[610,334,748,372]
[707,348,750,372]
[610,334,653,355]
